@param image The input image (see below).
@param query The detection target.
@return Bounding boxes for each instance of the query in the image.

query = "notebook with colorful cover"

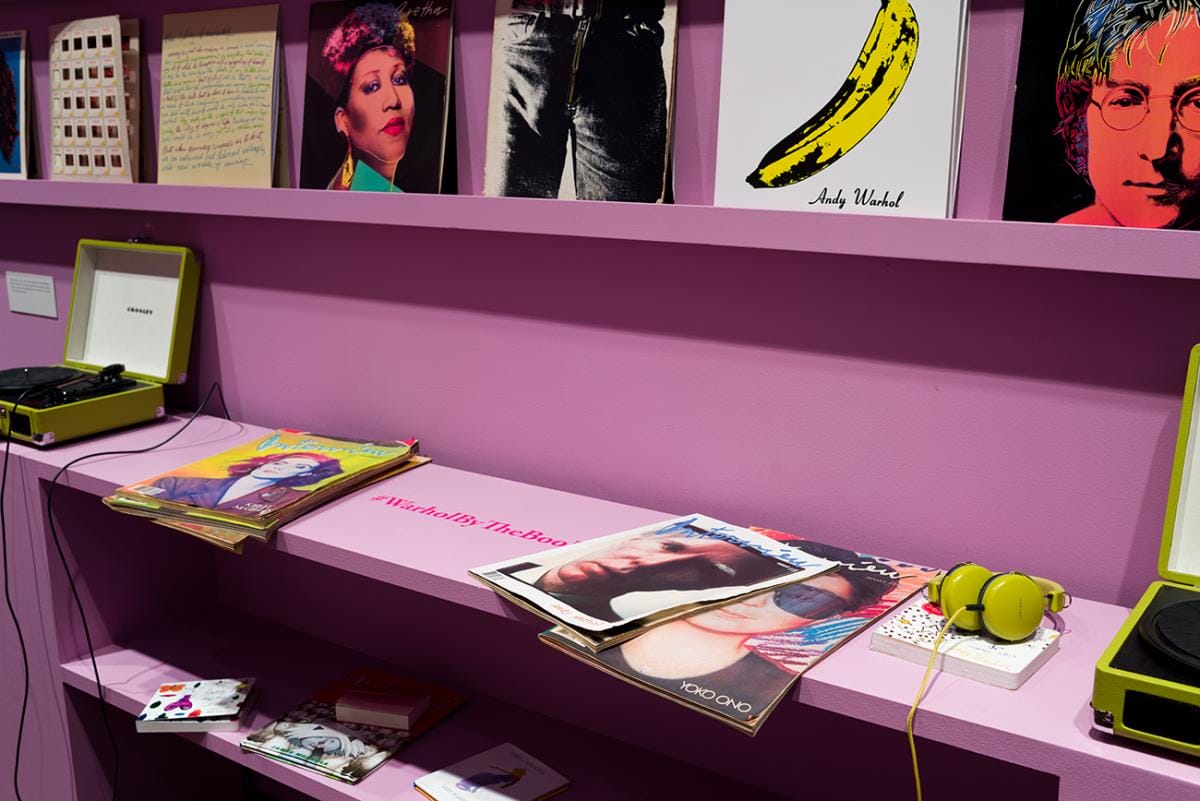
[414,743,568,801]
[300,1,455,193]
[869,597,1062,689]
[541,531,939,735]
[471,515,838,651]
[240,668,467,784]
[135,678,255,733]
[103,430,422,539]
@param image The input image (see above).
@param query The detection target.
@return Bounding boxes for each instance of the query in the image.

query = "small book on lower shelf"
[414,743,568,801]
[135,678,255,733]
[869,599,1061,690]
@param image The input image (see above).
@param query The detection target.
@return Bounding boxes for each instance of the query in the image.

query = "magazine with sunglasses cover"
[241,667,467,784]
[540,530,939,735]
[102,429,425,542]
[470,515,839,651]
[1004,1,1200,230]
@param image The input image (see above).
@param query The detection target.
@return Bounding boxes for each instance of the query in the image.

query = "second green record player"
[0,239,200,446]
[1093,343,1200,759]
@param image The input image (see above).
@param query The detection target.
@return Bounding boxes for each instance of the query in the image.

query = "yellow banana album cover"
[714,0,970,218]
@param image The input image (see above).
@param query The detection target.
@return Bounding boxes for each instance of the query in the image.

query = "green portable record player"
[1092,343,1200,758]
[0,239,200,446]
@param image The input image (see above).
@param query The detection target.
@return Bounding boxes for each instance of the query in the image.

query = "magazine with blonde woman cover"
[104,429,421,533]
[540,531,939,735]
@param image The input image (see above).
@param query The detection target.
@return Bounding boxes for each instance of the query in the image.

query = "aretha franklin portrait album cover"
[1005,1,1200,230]
[300,1,453,194]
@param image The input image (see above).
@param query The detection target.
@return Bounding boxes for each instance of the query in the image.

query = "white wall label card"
[5,272,57,318]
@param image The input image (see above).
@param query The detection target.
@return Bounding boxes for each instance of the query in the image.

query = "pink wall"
[1,0,1198,797]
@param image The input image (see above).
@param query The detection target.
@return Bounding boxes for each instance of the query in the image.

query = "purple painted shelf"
[1,181,1198,280]
[19,416,1200,800]
[59,611,786,801]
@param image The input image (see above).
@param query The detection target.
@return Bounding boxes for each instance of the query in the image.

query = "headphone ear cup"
[937,563,993,632]
[978,572,1045,642]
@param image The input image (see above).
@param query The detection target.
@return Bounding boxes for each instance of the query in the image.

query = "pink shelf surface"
[1,181,1199,281]
[19,416,1200,799]
[59,612,786,801]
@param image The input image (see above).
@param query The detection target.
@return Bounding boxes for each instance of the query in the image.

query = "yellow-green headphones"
[926,562,1071,642]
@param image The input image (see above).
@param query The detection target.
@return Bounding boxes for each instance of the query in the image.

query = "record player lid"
[1160,344,1200,586]
[62,240,200,386]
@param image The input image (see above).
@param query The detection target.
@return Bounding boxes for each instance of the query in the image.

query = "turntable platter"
[1139,598,1200,673]
[0,366,85,394]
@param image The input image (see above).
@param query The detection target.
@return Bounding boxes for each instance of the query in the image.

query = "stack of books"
[471,516,939,734]
[135,678,255,733]
[103,429,428,553]
[240,668,466,784]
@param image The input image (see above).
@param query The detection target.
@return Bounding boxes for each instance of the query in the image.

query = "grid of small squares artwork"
[49,20,131,179]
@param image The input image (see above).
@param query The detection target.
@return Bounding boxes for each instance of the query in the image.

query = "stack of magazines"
[241,668,466,784]
[471,515,939,734]
[103,429,428,553]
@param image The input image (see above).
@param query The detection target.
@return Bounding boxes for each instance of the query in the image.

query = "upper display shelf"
[0,180,1196,281]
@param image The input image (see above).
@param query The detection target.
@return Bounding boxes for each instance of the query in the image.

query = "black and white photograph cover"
[482,0,678,202]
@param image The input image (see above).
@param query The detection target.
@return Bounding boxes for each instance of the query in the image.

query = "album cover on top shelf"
[541,532,937,734]
[240,668,467,784]
[136,678,255,733]
[482,0,679,202]
[300,1,454,193]
[415,743,568,801]
[48,16,134,182]
[714,0,970,218]
[158,4,280,188]
[870,598,1061,689]
[0,30,27,179]
[1004,1,1200,229]
[471,515,838,650]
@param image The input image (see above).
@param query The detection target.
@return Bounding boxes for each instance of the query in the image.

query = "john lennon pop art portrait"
[1005,1,1200,229]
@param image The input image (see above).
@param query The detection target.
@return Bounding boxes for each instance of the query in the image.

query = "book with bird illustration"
[714,1,970,218]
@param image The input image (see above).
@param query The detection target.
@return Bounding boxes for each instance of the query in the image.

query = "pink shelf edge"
[2,181,1199,281]
[16,416,1200,799]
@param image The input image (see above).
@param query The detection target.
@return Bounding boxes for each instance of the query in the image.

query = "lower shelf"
[58,611,790,801]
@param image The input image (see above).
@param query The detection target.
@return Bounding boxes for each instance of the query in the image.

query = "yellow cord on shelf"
[907,606,966,801]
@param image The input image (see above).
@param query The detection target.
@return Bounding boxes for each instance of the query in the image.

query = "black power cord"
[3,381,230,801]
[2,385,43,801]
